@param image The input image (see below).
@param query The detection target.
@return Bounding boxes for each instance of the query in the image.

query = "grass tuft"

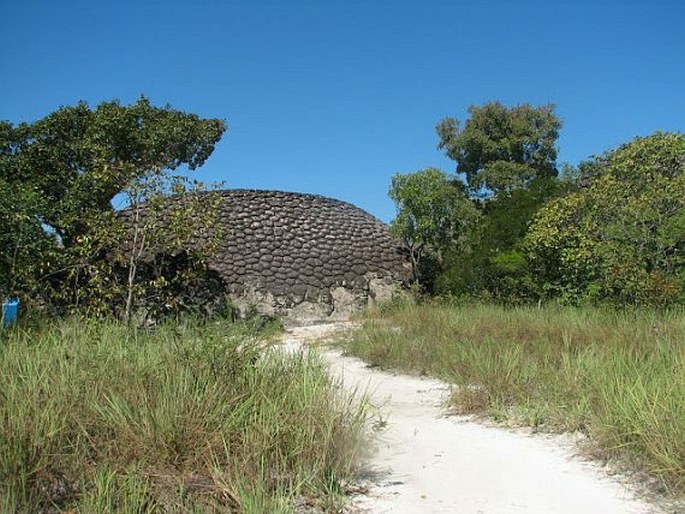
[0,317,367,512]
[343,302,685,494]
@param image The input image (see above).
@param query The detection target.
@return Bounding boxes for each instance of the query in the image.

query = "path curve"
[282,323,666,514]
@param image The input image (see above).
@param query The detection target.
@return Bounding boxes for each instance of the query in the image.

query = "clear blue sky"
[2,0,683,222]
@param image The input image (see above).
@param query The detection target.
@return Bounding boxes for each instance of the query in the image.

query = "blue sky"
[2,0,683,222]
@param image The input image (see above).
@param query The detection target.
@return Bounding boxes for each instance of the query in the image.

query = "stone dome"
[204,189,409,323]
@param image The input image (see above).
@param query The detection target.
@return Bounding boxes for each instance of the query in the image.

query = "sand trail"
[282,323,666,514]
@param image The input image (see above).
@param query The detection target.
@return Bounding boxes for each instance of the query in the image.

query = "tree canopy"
[526,132,685,305]
[388,167,480,285]
[1,98,226,306]
[421,102,568,300]
[392,101,684,307]
[2,97,225,247]
[436,101,561,196]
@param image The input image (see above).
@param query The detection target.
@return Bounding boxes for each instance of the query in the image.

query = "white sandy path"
[281,323,664,514]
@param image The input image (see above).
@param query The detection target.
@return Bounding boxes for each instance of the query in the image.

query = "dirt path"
[282,323,667,514]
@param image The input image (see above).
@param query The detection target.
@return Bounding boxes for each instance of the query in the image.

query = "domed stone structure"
[202,189,409,324]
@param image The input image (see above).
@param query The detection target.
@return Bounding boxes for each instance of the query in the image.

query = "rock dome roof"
[118,188,409,324]
[206,189,408,300]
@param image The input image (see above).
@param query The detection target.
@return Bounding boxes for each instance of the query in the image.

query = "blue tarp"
[2,299,19,328]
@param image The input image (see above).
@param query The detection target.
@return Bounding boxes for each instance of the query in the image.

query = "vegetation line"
[342,302,685,496]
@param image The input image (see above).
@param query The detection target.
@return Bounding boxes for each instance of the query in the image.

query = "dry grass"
[343,301,685,495]
[0,317,367,512]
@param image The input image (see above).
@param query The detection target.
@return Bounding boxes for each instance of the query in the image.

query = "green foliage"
[388,167,480,286]
[436,177,573,301]
[420,102,684,306]
[57,177,226,321]
[526,132,685,305]
[0,122,56,299]
[117,180,226,322]
[5,97,225,247]
[0,180,56,299]
[0,98,227,316]
[404,101,568,301]
[436,101,562,196]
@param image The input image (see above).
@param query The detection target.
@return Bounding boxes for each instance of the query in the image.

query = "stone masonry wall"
[196,190,409,324]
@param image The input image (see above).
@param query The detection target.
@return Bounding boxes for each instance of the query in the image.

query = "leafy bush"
[0,99,226,319]
[526,132,685,306]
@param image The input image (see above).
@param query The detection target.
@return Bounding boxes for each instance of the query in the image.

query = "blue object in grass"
[2,299,19,328]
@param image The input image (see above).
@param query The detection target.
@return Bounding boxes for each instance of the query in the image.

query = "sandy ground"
[281,323,671,514]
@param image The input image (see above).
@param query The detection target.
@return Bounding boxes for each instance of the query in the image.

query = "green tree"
[431,101,566,301]
[6,97,225,248]
[0,121,59,299]
[64,175,225,322]
[1,98,227,313]
[388,168,480,286]
[0,180,58,299]
[118,176,224,322]
[436,101,562,196]
[436,177,572,301]
[526,132,685,305]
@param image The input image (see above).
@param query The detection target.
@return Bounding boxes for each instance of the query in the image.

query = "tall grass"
[0,317,367,512]
[344,302,685,493]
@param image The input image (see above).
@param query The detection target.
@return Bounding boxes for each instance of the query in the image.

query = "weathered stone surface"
[203,190,410,324]
[368,276,401,306]
[122,189,410,324]
[329,287,360,321]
